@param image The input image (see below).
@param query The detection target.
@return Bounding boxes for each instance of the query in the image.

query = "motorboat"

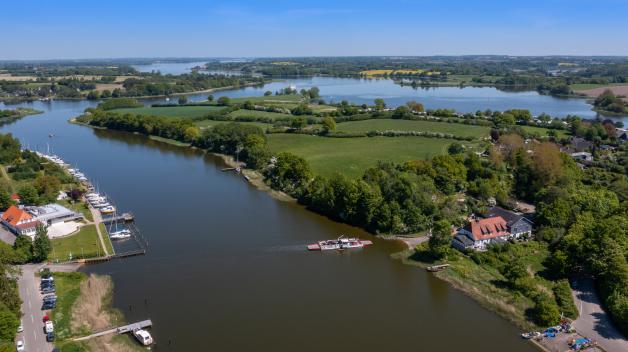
[133,329,153,346]
[307,236,373,251]
[100,206,116,214]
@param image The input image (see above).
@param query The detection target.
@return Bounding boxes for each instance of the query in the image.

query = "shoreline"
[0,81,266,103]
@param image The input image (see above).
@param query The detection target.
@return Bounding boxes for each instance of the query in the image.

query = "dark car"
[41,287,56,294]
[42,303,56,310]
[46,332,55,342]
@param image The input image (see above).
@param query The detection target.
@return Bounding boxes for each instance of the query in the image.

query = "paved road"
[17,263,80,352]
[0,225,16,245]
[571,278,628,352]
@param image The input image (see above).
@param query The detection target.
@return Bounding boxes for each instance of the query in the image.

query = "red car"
[43,315,49,323]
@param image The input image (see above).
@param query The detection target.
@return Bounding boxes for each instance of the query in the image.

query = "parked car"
[45,321,54,334]
[46,332,55,342]
[17,324,23,333]
[42,287,56,294]
[43,315,49,323]
[16,340,24,351]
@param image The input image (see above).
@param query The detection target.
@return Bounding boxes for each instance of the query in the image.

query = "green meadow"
[336,119,491,138]
[267,134,467,178]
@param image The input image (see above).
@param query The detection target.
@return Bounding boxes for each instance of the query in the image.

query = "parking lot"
[16,264,79,352]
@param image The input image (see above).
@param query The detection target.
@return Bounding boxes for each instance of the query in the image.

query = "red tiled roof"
[11,193,20,201]
[465,216,509,241]
[1,205,33,226]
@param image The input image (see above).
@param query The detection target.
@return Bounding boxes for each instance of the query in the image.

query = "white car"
[45,320,54,333]
[16,340,24,351]
[17,324,23,333]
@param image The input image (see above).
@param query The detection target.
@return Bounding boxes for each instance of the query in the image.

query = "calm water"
[0,92,537,350]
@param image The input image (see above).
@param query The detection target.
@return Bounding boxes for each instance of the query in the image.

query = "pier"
[102,212,135,223]
[73,320,153,341]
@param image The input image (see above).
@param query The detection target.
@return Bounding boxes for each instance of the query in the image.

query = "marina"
[35,151,148,261]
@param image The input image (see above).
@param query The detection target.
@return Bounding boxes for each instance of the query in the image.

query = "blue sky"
[2,0,628,59]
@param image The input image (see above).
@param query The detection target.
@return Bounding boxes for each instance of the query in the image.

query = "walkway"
[89,206,111,257]
[571,277,628,352]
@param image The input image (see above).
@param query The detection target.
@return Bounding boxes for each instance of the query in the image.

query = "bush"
[97,98,142,110]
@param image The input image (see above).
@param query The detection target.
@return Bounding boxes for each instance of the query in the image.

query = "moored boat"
[307,236,373,251]
[100,206,116,214]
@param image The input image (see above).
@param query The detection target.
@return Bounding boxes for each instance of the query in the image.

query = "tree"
[392,106,411,119]
[321,116,336,133]
[86,90,100,100]
[406,100,424,113]
[217,96,231,106]
[428,220,452,259]
[12,235,32,263]
[531,293,561,326]
[308,87,320,99]
[447,142,465,155]
[178,95,188,105]
[0,304,19,342]
[32,225,51,262]
[207,94,214,102]
[100,89,112,99]
[0,189,12,210]
[374,98,386,110]
[16,185,38,205]
[290,117,307,130]
[264,91,272,96]
[34,175,61,204]
[68,188,83,202]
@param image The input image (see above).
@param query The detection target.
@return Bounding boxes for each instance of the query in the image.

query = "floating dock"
[73,320,152,341]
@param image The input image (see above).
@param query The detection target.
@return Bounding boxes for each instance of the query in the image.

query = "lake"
[1,89,538,350]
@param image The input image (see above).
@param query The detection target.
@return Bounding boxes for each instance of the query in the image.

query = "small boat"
[307,236,373,251]
[133,329,153,346]
[100,206,116,214]
[426,264,450,272]
[110,230,131,240]
[92,202,111,208]
[521,331,541,339]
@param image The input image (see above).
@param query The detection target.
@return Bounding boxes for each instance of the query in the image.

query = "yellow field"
[94,83,124,92]
[360,69,440,76]
[0,74,37,81]
[271,61,299,65]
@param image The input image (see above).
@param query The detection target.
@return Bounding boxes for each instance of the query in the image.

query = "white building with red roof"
[453,207,533,251]
[1,205,41,237]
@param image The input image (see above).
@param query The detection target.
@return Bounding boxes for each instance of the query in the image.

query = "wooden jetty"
[73,320,152,341]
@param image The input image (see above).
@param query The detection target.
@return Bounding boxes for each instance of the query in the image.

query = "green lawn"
[50,225,105,261]
[113,105,225,119]
[336,119,490,138]
[99,223,114,255]
[227,109,293,120]
[520,125,569,139]
[194,119,272,130]
[267,134,466,178]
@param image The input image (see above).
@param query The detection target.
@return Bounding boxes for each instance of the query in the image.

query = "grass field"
[520,125,569,139]
[227,109,293,120]
[229,94,303,103]
[113,105,224,119]
[99,223,114,255]
[569,83,628,91]
[194,119,272,130]
[267,134,465,178]
[336,119,490,138]
[50,225,105,261]
[58,199,93,222]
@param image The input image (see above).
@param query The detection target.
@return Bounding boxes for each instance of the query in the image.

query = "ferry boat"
[307,236,373,251]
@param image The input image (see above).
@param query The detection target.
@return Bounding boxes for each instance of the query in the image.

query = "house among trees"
[1,205,41,237]
[452,207,533,251]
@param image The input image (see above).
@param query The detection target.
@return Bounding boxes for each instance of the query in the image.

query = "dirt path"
[571,277,628,352]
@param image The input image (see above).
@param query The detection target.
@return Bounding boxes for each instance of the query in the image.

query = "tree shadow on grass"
[408,248,438,264]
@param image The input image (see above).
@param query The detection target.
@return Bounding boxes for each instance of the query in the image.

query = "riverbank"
[0,81,267,103]
[53,271,143,352]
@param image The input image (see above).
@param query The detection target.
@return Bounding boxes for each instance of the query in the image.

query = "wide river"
[1,75,595,351]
